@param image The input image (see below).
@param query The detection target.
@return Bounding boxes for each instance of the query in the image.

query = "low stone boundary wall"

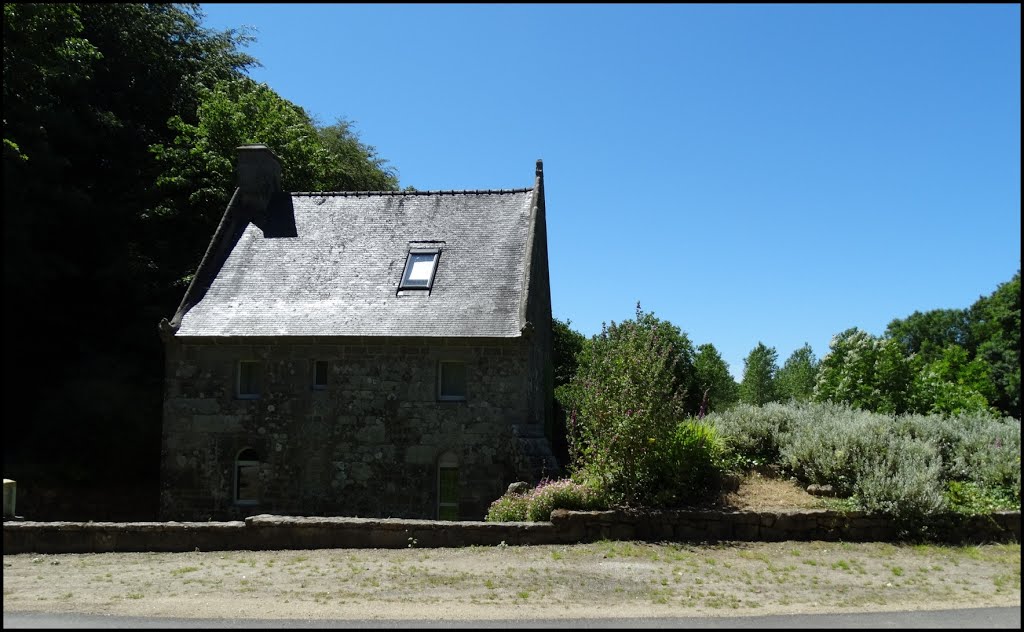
[4,509,1019,555]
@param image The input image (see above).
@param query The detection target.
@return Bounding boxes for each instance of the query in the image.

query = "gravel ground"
[2,541,1020,621]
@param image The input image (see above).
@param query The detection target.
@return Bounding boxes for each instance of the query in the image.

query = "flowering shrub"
[484,477,608,522]
[524,478,609,521]
[484,492,531,522]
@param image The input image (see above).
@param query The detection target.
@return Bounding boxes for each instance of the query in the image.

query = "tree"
[551,317,586,466]
[692,343,739,414]
[910,345,995,416]
[814,328,915,414]
[885,308,969,363]
[2,4,402,510]
[966,271,1020,418]
[882,271,1018,418]
[775,343,819,402]
[560,304,689,505]
[739,342,778,406]
[4,4,258,491]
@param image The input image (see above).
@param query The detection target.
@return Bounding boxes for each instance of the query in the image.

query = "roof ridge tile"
[292,187,533,197]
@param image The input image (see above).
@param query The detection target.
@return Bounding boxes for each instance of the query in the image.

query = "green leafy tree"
[739,343,779,406]
[882,271,1018,418]
[317,119,399,192]
[966,272,1020,418]
[814,328,915,414]
[560,304,689,505]
[885,308,970,363]
[775,343,819,402]
[551,317,586,466]
[149,77,399,288]
[692,343,739,414]
[911,345,996,416]
[552,318,586,389]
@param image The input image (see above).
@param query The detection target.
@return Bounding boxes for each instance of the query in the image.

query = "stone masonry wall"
[160,337,554,521]
[5,509,1018,554]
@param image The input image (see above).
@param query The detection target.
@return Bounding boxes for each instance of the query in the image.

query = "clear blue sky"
[198,3,1020,380]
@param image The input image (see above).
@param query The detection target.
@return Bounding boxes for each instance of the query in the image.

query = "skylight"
[400,249,440,290]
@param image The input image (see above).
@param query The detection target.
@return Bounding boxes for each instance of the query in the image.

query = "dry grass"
[718,470,826,512]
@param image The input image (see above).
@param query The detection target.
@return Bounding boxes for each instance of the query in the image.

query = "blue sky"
[198,3,1020,380]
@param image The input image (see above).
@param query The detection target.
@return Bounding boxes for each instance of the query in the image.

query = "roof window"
[400,248,440,290]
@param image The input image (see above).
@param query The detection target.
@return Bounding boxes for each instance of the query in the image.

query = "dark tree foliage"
[775,343,819,402]
[884,271,1020,418]
[965,272,1020,418]
[739,342,778,407]
[885,308,970,363]
[550,318,586,466]
[2,4,400,515]
[692,343,739,414]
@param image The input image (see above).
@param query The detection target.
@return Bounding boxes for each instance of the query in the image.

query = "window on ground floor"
[438,452,459,521]
[235,448,260,505]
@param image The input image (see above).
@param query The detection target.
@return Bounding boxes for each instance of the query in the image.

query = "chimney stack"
[236,144,282,208]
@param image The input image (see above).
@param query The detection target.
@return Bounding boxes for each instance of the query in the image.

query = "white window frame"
[236,360,260,399]
[437,360,467,402]
[399,248,440,290]
[234,448,260,505]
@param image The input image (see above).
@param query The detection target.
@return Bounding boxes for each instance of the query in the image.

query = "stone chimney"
[236,144,282,209]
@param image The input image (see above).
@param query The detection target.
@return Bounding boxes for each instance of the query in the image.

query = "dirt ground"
[3,474,1020,621]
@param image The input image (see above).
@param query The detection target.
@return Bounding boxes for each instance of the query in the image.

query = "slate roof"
[174,187,538,338]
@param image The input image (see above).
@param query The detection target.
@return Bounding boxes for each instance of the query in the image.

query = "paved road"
[4,607,1021,628]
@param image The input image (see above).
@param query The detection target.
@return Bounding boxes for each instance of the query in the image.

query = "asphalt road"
[4,606,1021,629]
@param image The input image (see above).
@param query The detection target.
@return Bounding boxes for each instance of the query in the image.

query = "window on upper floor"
[400,249,440,290]
[313,360,328,390]
[438,360,467,401]
[236,361,261,399]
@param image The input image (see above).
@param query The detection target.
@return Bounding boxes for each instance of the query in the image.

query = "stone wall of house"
[160,336,555,521]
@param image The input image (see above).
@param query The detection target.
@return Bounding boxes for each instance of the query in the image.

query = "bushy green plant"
[560,304,692,505]
[847,426,946,521]
[891,410,1021,502]
[652,420,726,505]
[779,402,876,495]
[713,401,1020,521]
[944,481,1019,516]
[705,402,797,468]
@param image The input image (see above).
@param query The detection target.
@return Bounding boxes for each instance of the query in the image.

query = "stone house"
[158,146,558,521]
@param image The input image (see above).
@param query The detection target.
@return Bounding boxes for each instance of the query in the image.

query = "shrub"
[484,492,530,522]
[485,478,608,522]
[779,402,876,495]
[524,478,608,522]
[944,481,1019,516]
[847,425,946,521]
[651,420,726,506]
[706,402,797,468]
[560,304,692,505]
